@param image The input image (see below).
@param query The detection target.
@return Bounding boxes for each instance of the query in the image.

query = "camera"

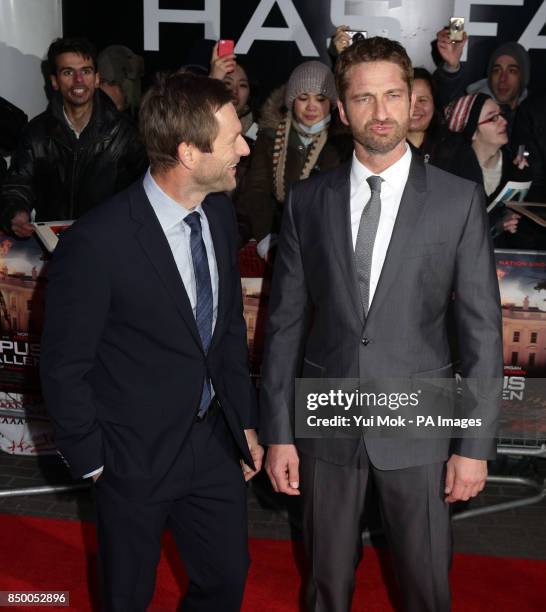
[347,30,368,44]
[449,17,465,42]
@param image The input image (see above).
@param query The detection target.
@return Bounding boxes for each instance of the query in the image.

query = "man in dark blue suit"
[41,72,263,611]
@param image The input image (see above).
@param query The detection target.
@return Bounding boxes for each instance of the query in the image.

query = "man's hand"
[436,27,467,71]
[241,429,264,481]
[265,444,300,496]
[11,211,35,238]
[209,42,236,80]
[444,454,487,503]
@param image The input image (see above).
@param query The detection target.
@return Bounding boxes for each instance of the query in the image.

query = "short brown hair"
[139,72,232,173]
[335,37,413,102]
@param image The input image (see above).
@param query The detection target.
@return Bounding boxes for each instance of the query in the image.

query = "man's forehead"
[214,103,241,135]
[347,61,406,83]
[56,52,95,69]
[492,55,520,69]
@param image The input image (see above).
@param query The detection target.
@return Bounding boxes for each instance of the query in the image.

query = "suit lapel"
[326,162,365,326]
[366,154,428,323]
[129,183,203,350]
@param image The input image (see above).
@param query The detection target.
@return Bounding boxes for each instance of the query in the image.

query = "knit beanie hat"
[487,41,530,95]
[444,93,491,141]
[284,61,337,109]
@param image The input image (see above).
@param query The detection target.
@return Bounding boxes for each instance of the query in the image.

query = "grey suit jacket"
[259,154,503,470]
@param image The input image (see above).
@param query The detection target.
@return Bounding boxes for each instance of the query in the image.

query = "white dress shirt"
[349,145,412,309]
[83,169,220,480]
[143,169,219,328]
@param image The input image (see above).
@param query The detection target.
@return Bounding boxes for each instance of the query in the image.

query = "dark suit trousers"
[94,409,249,612]
[300,445,451,612]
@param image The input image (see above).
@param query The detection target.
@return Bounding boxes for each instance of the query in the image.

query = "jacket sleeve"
[220,202,258,429]
[40,226,110,478]
[0,127,38,232]
[451,184,503,460]
[433,63,470,110]
[259,187,311,444]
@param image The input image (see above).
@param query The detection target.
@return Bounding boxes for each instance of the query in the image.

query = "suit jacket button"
[361,337,370,346]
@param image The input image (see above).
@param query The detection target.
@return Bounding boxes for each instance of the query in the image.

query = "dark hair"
[139,72,233,173]
[412,67,445,135]
[335,36,413,102]
[413,68,435,99]
[47,37,98,75]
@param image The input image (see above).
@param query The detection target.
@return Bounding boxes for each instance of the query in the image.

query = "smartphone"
[517,144,530,159]
[218,39,235,57]
[449,17,465,42]
[347,30,368,45]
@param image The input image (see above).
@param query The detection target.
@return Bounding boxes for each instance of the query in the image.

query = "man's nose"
[373,98,388,121]
[73,70,84,83]
[238,135,250,157]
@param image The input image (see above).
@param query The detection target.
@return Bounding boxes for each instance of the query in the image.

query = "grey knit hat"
[284,61,337,109]
[487,41,530,96]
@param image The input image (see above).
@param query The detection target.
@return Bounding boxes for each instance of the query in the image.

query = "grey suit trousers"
[300,444,451,612]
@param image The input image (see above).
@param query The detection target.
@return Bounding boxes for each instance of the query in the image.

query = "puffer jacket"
[1,90,147,230]
[237,86,353,243]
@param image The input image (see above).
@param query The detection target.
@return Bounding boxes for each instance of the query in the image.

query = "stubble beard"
[193,164,235,194]
[353,118,409,155]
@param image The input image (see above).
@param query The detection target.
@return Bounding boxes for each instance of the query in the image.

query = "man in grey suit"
[260,38,502,611]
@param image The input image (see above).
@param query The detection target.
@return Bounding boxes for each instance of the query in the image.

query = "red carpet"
[1,514,544,611]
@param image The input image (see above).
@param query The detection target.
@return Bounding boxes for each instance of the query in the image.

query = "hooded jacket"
[433,41,530,141]
[0,89,147,231]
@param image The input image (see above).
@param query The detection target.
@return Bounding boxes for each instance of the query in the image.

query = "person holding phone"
[209,41,257,142]
[434,93,538,246]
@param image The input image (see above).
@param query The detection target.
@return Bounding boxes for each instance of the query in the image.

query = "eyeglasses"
[477,112,505,126]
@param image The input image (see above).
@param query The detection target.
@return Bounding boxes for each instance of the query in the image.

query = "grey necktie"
[355,175,383,317]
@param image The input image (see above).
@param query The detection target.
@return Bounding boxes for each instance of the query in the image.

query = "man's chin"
[363,136,404,155]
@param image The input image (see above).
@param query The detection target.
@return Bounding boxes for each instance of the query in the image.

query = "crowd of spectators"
[0,24,544,251]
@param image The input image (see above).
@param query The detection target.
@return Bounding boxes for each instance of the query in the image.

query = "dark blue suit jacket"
[40,180,256,499]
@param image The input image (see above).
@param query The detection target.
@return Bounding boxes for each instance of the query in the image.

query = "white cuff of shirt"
[256,234,278,259]
[83,466,103,479]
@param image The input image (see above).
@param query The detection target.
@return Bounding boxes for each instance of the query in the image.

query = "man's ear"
[337,98,349,127]
[178,142,196,170]
[50,74,59,91]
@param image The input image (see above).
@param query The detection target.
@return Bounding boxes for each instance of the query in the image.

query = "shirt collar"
[350,144,412,191]
[143,168,203,232]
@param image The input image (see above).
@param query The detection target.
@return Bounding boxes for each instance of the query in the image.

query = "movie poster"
[495,249,546,443]
[238,240,271,378]
[0,231,55,454]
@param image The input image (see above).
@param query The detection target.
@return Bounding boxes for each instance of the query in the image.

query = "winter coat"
[0,90,147,231]
[512,93,546,203]
[237,86,353,243]
[433,133,541,249]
